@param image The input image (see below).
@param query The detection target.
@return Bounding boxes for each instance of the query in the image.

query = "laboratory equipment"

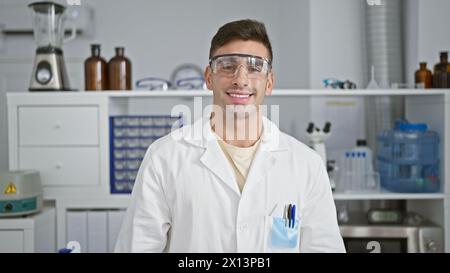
[85,44,108,91]
[29,2,75,91]
[336,203,349,224]
[108,47,132,90]
[377,120,440,192]
[337,141,380,193]
[110,115,183,193]
[340,211,443,253]
[415,62,432,89]
[135,77,172,91]
[0,170,43,217]
[367,209,404,225]
[366,65,380,89]
[432,51,450,88]
[306,122,336,190]
[323,78,356,89]
[170,64,205,90]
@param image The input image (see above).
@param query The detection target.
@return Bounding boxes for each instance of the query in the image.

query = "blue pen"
[291,205,296,228]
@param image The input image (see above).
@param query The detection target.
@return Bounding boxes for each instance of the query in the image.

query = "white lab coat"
[114,116,345,253]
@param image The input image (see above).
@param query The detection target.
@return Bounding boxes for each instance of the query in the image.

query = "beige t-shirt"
[216,136,261,193]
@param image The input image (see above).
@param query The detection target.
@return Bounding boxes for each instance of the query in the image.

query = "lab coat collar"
[182,114,288,152]
[180,113,286,196]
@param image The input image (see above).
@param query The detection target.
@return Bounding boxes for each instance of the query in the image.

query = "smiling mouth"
[227,93,253,98]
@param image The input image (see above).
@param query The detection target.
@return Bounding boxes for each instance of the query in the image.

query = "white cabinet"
[57,197,128,252]
[8,93,109,198]
[18,106,99,146]
[19,147,100,186]
[6,90,450,252]
[0,206,56,253]
[0,230,24,253]
[65,209,125,253]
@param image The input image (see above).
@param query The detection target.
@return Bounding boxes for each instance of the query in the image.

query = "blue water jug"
[377,120,440,193]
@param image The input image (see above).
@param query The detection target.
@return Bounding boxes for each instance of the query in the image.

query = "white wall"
[404,0,450,86]
[82,0,309,89]
[0,0,309,90]
[416,0,450,78]
[309,0,367,89]
[0,0,310,172]
[404,0,419,86]
[308,0,367,163]
[276,0,310,88]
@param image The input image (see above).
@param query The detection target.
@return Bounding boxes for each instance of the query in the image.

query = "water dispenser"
[377,120,440,193]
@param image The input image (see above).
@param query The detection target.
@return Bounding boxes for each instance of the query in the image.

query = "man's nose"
[232,65,249,86]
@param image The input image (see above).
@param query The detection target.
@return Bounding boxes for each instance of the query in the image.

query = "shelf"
[53,192,448,204]
[7,88,450,99]
[333,192,447,200]
[56,195,131,208]
[95,89,448,97]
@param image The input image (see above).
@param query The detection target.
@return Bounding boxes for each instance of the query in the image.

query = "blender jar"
[28,2,75,50]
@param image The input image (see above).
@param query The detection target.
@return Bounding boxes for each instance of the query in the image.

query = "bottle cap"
[91,44,101,56]
[356,139,367,146]
[398,122,427,132]
[115,47,125,56]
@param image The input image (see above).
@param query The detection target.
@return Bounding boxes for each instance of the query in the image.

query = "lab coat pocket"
[265,216,300,252]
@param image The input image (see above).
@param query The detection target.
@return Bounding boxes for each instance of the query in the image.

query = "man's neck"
[211,112,263,148]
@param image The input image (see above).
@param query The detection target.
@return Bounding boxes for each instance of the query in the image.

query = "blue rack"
[109,114,183,194]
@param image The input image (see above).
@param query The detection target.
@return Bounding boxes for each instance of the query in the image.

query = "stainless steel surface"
[29,52,71,91]
[340,213,444,253]
[28,2,73,91]
[364,0,405,153]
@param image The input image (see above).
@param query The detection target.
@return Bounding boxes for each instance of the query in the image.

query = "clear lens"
[210,54,271,78]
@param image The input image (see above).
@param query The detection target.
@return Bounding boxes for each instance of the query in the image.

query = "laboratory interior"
[0,0,450,253]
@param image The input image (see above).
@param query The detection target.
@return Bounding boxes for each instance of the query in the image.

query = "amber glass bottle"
[433,52,450,88]
[84,44,108,91]
[415,62,432,88]
[108,47,132,90]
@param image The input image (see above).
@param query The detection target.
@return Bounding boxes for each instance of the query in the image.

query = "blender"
[29,2,76,91]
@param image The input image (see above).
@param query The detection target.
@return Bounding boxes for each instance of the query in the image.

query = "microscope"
[306,122,336,191]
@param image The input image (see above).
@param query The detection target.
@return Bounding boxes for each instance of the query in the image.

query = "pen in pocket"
[291,205,296,228]
[283,203,297,229]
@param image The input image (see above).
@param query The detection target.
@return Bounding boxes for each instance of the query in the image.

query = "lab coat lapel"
[244,117,287,189]
[200,140,241,196]
[183,116,286,196]
[244,149,276,190]
[186,116,240,196]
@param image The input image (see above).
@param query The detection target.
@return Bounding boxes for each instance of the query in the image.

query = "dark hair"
[209,19,273,61]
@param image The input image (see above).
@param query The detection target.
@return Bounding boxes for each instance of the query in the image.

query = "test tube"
[356,152,361,191]
[361,152,367,189]
[351,152,356,191]
[344,152,350,192]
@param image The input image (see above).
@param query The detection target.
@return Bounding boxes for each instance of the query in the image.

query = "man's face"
[204,40,274,118]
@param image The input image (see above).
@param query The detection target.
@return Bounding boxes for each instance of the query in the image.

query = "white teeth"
[229,93,250,98]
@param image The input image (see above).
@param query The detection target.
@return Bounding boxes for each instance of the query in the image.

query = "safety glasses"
[209,54,272,79]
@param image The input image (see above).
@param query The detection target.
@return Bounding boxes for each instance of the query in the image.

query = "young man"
[115,19,345,253]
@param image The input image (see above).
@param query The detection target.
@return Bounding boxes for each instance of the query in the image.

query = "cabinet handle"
[54,123,62,129]
[55,163,63,169]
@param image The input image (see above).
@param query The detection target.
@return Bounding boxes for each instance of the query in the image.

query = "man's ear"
[265,71,274,96]
[204,66,214,91]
